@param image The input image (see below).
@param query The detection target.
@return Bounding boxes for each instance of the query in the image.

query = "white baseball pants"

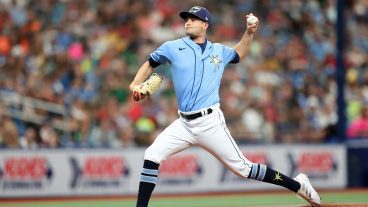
[144,104,253,178]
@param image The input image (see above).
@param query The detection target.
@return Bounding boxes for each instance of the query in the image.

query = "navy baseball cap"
[180,6,211,24]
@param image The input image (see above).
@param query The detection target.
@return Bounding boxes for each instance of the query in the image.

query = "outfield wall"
[0,145,346,198]
[347,139,368,187]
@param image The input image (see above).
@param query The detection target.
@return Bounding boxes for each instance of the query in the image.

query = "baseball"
[133,91,145,101]
[133,91,140,101]
[247,15,258,25]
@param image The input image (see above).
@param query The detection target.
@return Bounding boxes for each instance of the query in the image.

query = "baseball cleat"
[294,173,321,206]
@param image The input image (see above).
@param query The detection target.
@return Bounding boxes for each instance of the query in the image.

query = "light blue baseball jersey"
[150,36,238,112]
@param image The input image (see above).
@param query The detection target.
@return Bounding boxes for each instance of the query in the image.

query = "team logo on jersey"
[210,55,222,72]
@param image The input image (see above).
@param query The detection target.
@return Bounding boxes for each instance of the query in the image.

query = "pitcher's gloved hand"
[131,73,163,102]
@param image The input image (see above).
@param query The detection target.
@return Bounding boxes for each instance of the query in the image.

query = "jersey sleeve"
[222,45,238,65]
[149,42,171,65]
[148,56,161,68]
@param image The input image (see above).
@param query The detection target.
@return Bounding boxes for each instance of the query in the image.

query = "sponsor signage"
[69,155,130,189]
[158,154,202,185]
[0,145,346,197]
[289,151,337,178]
[1,156,52,190]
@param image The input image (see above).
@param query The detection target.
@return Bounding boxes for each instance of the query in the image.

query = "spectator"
[1,117,19,148]
[88,119,118,148]
[0,0,367,148]
[19,127,38,149]
[39,120,59,148]
[347,106,368,138]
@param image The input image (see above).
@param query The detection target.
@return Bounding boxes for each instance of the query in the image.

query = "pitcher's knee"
[144,146,163,164]
[232,161,253,178]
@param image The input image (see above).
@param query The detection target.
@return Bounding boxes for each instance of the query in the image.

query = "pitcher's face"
[184,16,208,38]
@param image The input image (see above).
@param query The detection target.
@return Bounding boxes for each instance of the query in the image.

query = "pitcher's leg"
[144,119,194,163]
[137,119,194,207]
[196,115,253,178]
[197,110,302,192]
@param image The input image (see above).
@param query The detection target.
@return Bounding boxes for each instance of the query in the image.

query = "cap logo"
[189,6,201,13]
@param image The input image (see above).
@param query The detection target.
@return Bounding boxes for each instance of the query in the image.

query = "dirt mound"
[302,204,368,207]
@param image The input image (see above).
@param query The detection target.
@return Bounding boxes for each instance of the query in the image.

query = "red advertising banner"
[0,145,346,197]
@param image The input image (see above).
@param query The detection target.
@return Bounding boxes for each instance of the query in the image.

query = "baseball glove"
[134,73,163,95]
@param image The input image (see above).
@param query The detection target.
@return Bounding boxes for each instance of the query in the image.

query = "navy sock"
[136,160,160,207]
[248,163,300,193]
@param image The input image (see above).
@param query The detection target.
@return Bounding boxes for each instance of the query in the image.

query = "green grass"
[1,191,368,207]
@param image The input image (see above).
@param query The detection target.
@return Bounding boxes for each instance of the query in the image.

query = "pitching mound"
[302,204,368,207]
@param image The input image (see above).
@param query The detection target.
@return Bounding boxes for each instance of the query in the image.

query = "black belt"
[180,108,213,121]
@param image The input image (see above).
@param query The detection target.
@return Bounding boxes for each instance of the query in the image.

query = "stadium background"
[0,0,368,206]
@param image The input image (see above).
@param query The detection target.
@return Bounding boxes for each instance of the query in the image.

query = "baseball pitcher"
[130,6,321,207]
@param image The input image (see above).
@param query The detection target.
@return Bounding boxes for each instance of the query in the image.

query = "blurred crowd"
[0,0,368,149]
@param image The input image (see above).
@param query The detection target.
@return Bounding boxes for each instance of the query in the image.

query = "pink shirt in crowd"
[347,117,368,138]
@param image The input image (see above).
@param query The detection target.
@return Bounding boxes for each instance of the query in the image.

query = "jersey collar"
[182,36,213,60]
